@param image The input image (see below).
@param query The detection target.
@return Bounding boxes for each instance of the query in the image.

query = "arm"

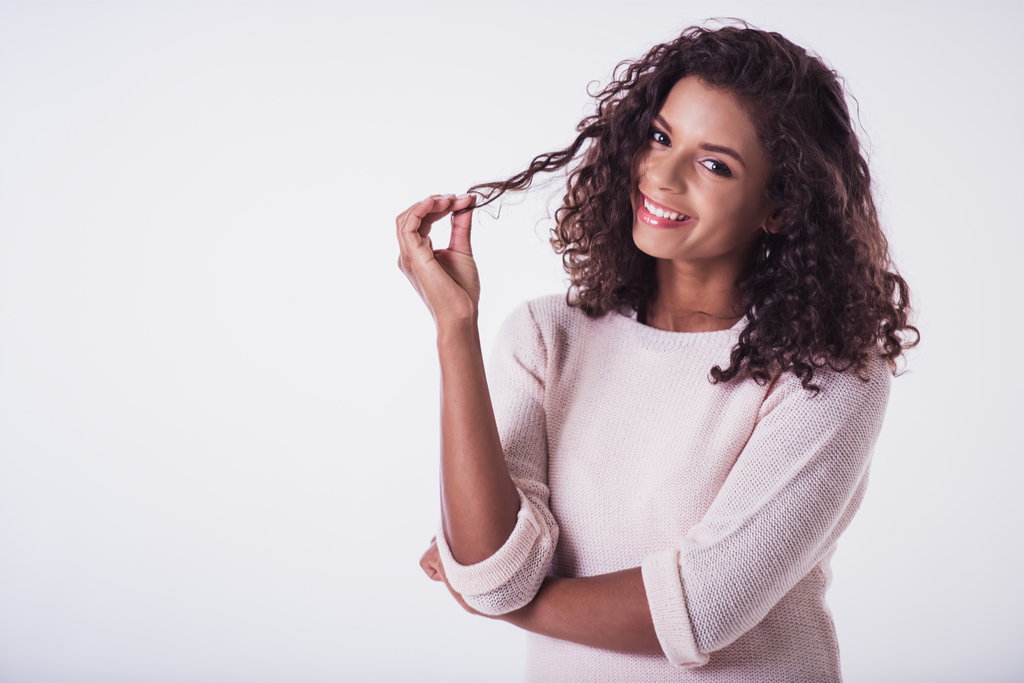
[429,357,889,665]
[421,539,659,654]
[431,300,560,614]
[397,194,520,564]
[436,318,522,564]
[502,569,661,655]
[644,360,890,665]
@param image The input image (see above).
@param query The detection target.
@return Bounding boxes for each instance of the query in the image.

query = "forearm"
[437,318,521,565]
[500,567,662,655]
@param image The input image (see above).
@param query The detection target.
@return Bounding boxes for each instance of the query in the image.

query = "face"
[632,76,775,270]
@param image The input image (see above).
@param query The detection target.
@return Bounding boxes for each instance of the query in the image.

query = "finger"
[397,198,441,263]
[422,545,445,582]
[431,553,447,584]
[396,195,456,239]
[396,196,432,234]
[419,538,439,565]
[396,197,431,261]
[397,195,457,259]
[420,547,441,580]
[448,193,476,255]
[419,199,462,237]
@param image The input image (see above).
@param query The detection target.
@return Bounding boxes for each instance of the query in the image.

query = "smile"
[638,193,694,228]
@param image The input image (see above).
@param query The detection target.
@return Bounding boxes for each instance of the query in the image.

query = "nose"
[645,150,689,195]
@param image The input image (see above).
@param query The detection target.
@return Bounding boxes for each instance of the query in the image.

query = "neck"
[643,258,747,333]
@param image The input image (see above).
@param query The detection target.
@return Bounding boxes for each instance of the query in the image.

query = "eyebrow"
[653,114,747,167]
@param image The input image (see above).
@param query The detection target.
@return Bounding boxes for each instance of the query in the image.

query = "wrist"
[435,315,480,343]
[431,296,478,331]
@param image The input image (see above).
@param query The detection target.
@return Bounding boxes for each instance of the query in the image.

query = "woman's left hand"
[420,536,485,617]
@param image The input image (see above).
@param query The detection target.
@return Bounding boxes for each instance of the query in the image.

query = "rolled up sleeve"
[642,356,891,666]
[436,301,559,615]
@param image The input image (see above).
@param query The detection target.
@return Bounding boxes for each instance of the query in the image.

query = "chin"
[626,223,667,260]
[632,220,680,261]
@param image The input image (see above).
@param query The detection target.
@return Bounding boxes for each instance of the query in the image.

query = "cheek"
[717,187,769,233]
[632,153,650,184]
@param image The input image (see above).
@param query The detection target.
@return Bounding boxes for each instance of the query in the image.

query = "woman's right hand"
[396,193,479,328]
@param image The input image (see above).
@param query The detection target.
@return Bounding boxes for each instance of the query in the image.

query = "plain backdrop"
[1,1,1022,682]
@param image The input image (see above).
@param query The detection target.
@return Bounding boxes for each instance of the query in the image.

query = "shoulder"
[491,294,602,377]
[524,293,590,329]
[759,352,892,436]
[498,293,592,345]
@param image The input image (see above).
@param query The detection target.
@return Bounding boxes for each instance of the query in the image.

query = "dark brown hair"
[469,23,918,391]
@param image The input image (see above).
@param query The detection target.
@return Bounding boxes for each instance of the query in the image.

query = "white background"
[1,1,1022,682]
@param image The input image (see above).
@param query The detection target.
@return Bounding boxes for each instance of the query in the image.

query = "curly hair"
[469,23,918,392]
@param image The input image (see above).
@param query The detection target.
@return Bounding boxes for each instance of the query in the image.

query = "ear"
[763,208,782,235]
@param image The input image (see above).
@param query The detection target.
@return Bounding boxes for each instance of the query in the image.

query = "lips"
[637,192,694,228]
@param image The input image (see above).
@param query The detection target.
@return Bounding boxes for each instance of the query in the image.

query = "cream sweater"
[436,294,890,682]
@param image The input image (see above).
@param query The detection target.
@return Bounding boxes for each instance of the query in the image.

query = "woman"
[397,23,917,682]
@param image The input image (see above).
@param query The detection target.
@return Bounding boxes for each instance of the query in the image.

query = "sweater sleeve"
[435,301,559,615]
[641,356,891,667]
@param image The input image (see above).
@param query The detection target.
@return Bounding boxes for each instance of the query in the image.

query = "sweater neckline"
[611,306,744,349]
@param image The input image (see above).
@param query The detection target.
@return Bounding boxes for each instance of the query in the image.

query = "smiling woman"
[631,76,778,331]
[396,22,918,683]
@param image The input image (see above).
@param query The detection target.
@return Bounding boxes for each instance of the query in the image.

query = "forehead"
[658,76,761,153]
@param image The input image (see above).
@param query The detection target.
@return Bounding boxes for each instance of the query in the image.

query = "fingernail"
[438,193,456,199]
[456,193,472,199]
[419,196,433,204]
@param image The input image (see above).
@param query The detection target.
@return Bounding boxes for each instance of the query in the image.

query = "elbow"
[438,491,558,616]
[641,546,772,668]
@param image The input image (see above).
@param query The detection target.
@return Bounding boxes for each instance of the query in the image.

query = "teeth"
[644,197,686,221]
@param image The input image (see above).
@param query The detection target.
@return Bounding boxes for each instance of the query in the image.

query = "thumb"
[448,193,475,255]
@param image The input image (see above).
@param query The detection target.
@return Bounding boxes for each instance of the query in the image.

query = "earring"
[757,236,772,267]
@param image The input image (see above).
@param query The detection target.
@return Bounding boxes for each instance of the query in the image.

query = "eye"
[650,128,671,147]
[700,159,733,177]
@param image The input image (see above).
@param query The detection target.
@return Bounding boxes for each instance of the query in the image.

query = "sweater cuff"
[436,488,541,597]
[641,547,709,668]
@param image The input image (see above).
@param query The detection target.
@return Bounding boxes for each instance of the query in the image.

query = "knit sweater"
[435,294,890,682]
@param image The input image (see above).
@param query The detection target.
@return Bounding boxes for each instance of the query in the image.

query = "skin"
[634,76,778,332]
[397,76,776,654]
